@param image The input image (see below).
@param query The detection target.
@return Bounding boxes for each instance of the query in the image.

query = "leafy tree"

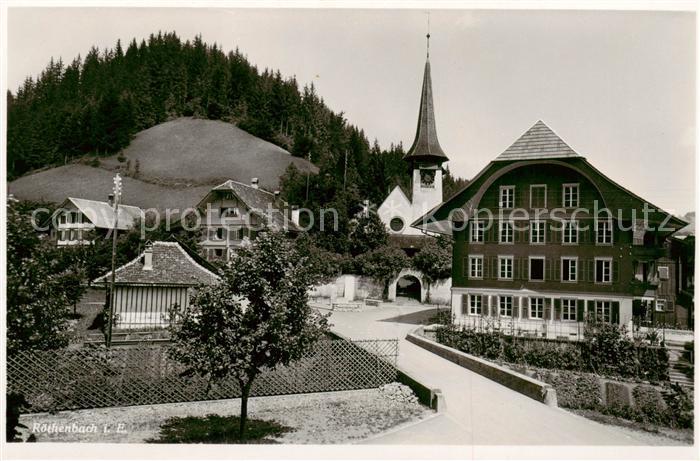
[355,245,410,299]
[168,232,329,439]
[348,212,388,256]
[411,237,452,303]
[7,201,74,354]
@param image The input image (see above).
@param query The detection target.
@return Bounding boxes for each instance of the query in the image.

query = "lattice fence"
[7,339,398,414]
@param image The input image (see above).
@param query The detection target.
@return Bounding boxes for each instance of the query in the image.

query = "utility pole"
[106,173,122,348]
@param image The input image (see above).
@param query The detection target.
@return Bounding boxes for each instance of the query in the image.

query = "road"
[324,302,677,446]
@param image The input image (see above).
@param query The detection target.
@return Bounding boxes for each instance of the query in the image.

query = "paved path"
[325,303,673,446]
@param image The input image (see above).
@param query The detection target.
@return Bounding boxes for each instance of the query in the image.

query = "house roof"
[411,121,687,235]
[403,58,448,165]
[54,197,142,230]
[494,120,580,161]
[93,241,220,286]
[198,179,297,231]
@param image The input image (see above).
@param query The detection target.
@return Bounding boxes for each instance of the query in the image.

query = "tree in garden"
[347,212,388,256]
[356,245,410,299]
[168,231,329,439]
[7,201,76,354]
[411,237,452,303]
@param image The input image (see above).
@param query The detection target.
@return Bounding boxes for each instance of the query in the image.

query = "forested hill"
[7,31,466,206]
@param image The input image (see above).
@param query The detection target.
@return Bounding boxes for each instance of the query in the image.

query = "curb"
[406,327,558,407]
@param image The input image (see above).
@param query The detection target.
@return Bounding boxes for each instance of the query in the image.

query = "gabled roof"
[411,121,687,235]
[494,120,579,161]
[93,241,220,286]
[54,197,142,230]
[404,58,448,165]
[198,179,297,231]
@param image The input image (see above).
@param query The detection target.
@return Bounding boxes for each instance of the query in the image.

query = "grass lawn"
[147,414,291,444]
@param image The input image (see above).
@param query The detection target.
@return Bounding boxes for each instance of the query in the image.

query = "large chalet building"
[195,178,297,261]
[414,121,688,339]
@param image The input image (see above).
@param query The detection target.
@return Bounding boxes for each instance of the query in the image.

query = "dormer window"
[221,207,239,218]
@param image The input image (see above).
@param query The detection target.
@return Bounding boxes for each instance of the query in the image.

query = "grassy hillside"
[100,117,317,190]
[9,117,317,211]
[9,164,212,212]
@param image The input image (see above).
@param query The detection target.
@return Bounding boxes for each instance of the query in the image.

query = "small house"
[48,197,142,246]
[94,241,220,329]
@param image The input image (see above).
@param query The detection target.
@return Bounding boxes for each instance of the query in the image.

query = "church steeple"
[404,33,448,166]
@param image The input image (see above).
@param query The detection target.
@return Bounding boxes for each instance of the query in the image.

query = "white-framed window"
[499,221,514,244]
[595,258,612,284]
[499,295,513,317]
[655,299,666,312]
[562,220,578,244]
[60,213,67,225]
[596,219,613,245]
[562,299,577,321]
[499,186,515,209]
[215,227,225,240]
[530,220,545,244]
[529,297,545,319]
[529,257,545,281]
[471,220,485,243]
[59,230,68,241]
[499,256,513,280]
[469,256,484,279]
[563,183,579,208]
[561,257,578,282]
[595,301,612,322]
[469,294,482,315]
[530,184,547,209]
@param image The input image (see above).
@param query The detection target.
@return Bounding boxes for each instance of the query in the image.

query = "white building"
[377,35,449,236]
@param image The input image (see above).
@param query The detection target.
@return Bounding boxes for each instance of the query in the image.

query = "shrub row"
[434,322,669,382]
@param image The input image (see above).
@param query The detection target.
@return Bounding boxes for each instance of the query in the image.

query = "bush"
[662,384,694,429]
[434,322,670,381]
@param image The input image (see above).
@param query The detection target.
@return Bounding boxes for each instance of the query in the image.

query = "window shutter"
[524,223,530,243]
[546,259,552,281]
[587,260,595,282]
[482,258,488,279]
[463,257,470,278]
[577,299,585,321]
[491,295,498,317]
[611,301,620,324]
[554,259,561,282]
[554,298,561,320]
[613,260,620,282]
[544,299,552,321]
[587,300,596,322]
[492,257,498,279]
[480,295,487,315]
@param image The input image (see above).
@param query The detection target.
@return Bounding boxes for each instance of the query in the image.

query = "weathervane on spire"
[426,12,431,59]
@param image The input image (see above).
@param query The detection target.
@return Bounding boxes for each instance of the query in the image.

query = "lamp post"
[106,173,122,347]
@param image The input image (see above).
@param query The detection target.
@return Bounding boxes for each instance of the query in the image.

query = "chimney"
[291,205,300,226]
[143,241,153,271]
[251,178,259,189]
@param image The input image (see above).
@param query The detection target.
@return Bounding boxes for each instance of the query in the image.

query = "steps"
[666,341,694,388]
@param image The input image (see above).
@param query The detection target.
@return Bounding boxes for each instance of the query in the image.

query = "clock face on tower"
[420,169,436,188]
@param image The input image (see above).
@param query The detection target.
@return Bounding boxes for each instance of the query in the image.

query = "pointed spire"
[404,32,448,165]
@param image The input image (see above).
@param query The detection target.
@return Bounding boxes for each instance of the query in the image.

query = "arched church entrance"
[396,275,421,301]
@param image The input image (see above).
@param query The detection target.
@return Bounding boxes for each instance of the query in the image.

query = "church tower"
[403,32,449,215]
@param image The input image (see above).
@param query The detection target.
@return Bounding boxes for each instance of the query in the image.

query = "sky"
[6,7,696,214]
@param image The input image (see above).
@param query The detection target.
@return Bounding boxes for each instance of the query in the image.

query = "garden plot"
[20,388,433,444]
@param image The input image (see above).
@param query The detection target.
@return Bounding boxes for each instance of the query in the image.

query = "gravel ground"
[19,389,433,444]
